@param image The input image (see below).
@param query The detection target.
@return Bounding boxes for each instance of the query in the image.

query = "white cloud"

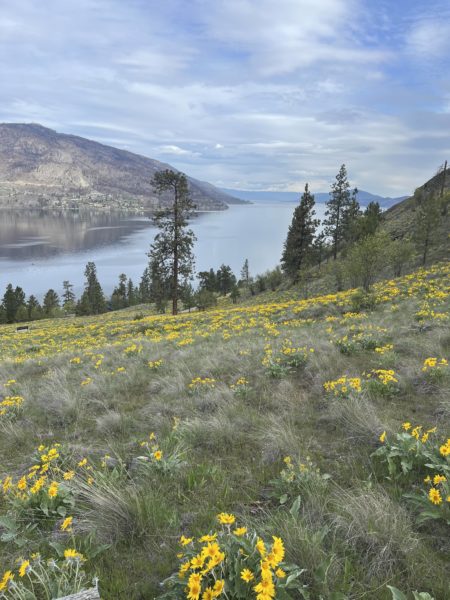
[406,19,450,59]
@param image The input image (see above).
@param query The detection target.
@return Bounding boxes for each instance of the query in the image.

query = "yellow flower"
[233,526,247,536]
[424,475,431,484]
[217,512,235,525]
[153,450,163,461]
[47,481,59,499]
[61,516,73,531]
[0,570,13,591]
[17,476,27,491]
[202,588,215,600]
[428,487,442,505]
[275,568,286,578]
[433,474,446,485]
[379,431,386,443]
[18,560,30,577]
[78,458,88,467]
[241,568,254,582]
[179,535,193,546]
[255,537,266,557]
[63,470,75,480]
[64,548,85,561]
[212,580,224,597]
[198,533,217,543]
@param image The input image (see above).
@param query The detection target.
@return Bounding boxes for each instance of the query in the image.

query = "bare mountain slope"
[0,123,243,211]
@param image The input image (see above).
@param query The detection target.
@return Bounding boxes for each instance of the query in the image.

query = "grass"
[0,262,449,599]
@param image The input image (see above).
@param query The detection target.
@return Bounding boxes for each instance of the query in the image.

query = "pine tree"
[323,164,353,259]
[139,267,152,303]
[2,284,25,323]
[111,273,128,310]
[127,278,136,306]
[359,201,383,238]
[77,262,106,315]
[281,183,319,281]
[62,281,76,307]
[26,295,41,320]
[197,269,217,292]
[148,170,196,315]
[413,188,441,266]
[240,259,250,286]
[43,289,60,315]
[149,257,169,313]
[216,264,236,295]
[341,187,361,245]
[313,231,327,270]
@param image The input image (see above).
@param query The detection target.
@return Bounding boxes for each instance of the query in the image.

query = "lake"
[0,202,327,299]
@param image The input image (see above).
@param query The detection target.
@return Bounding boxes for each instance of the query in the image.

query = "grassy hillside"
[0,262,449,599]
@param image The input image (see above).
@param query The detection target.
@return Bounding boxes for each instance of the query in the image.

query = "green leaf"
[0,515,18,532]
[279,493,288,505]
[57,505,67,517]
[49,541,65,557]
[1,532,17,542]
[387,585,407,600]
[289,495,301,519]
[412,593,435,600]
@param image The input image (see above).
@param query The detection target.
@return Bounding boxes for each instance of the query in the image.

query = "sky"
[0,0,449,196]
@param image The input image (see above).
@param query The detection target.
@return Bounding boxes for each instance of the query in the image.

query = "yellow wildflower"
[428,487,442,505]
[18,560,30,577]
[217,512,235,525]
[241,568,254,582]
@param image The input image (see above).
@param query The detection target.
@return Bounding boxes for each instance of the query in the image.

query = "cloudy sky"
[1,0,449,196]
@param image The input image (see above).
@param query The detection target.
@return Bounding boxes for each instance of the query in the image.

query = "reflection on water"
[0,209,152,260]
[0,203,326,298]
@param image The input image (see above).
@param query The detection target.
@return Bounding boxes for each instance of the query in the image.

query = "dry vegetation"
[0,262,449,599]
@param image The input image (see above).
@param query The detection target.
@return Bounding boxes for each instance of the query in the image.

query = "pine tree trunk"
[172,185,179,315]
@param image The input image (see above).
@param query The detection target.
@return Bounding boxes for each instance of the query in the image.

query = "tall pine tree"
[281,183,319,281]
[148,170,196,315]
[323,164,352,259]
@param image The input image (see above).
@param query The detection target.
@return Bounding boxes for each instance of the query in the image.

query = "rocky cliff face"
[0,123,243,211]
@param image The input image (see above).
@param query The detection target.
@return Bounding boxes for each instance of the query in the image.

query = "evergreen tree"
[216,264,236,295]
[197,269,217,292]
[77,262,106,315]
[359,201,383,238]
[341,187,361,245]
[149,257,169,313]
[26,295,41,320]
[230,285,240,304]
[43,289,60,315]
[148,170,196,315]
[413,188,441,266]
[111,273,128,310]
[313,231,327,270]
[323,164,353,259]
[127,278,136,306]
[62,281,76,306]
[2,284,25,323]
[181,282,196,312]
[139,267,152,303]
[281,183,319,281]
[240,259,250,286]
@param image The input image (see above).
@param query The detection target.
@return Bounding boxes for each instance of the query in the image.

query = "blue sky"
[1,0,449,195]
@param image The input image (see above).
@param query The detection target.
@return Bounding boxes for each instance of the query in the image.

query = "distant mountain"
[0,123,244,211]
[221,188,407,208]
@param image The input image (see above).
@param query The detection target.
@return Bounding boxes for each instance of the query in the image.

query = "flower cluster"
[323,375,362,397]
[188,377,216,392]
[162,514,306,600]
[422,357,448,381]
[0,395,24,418]
[0,549,88,597]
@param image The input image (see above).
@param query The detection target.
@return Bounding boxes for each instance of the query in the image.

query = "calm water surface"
[0,203,326,298]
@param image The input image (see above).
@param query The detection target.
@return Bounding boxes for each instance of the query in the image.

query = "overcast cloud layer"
[1,0,449,195]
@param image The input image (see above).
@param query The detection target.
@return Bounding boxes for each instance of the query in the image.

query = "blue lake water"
[0,202,327,299]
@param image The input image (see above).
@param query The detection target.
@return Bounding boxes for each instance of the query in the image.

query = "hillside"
[0,123,244,211]
[0,262,449,599]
